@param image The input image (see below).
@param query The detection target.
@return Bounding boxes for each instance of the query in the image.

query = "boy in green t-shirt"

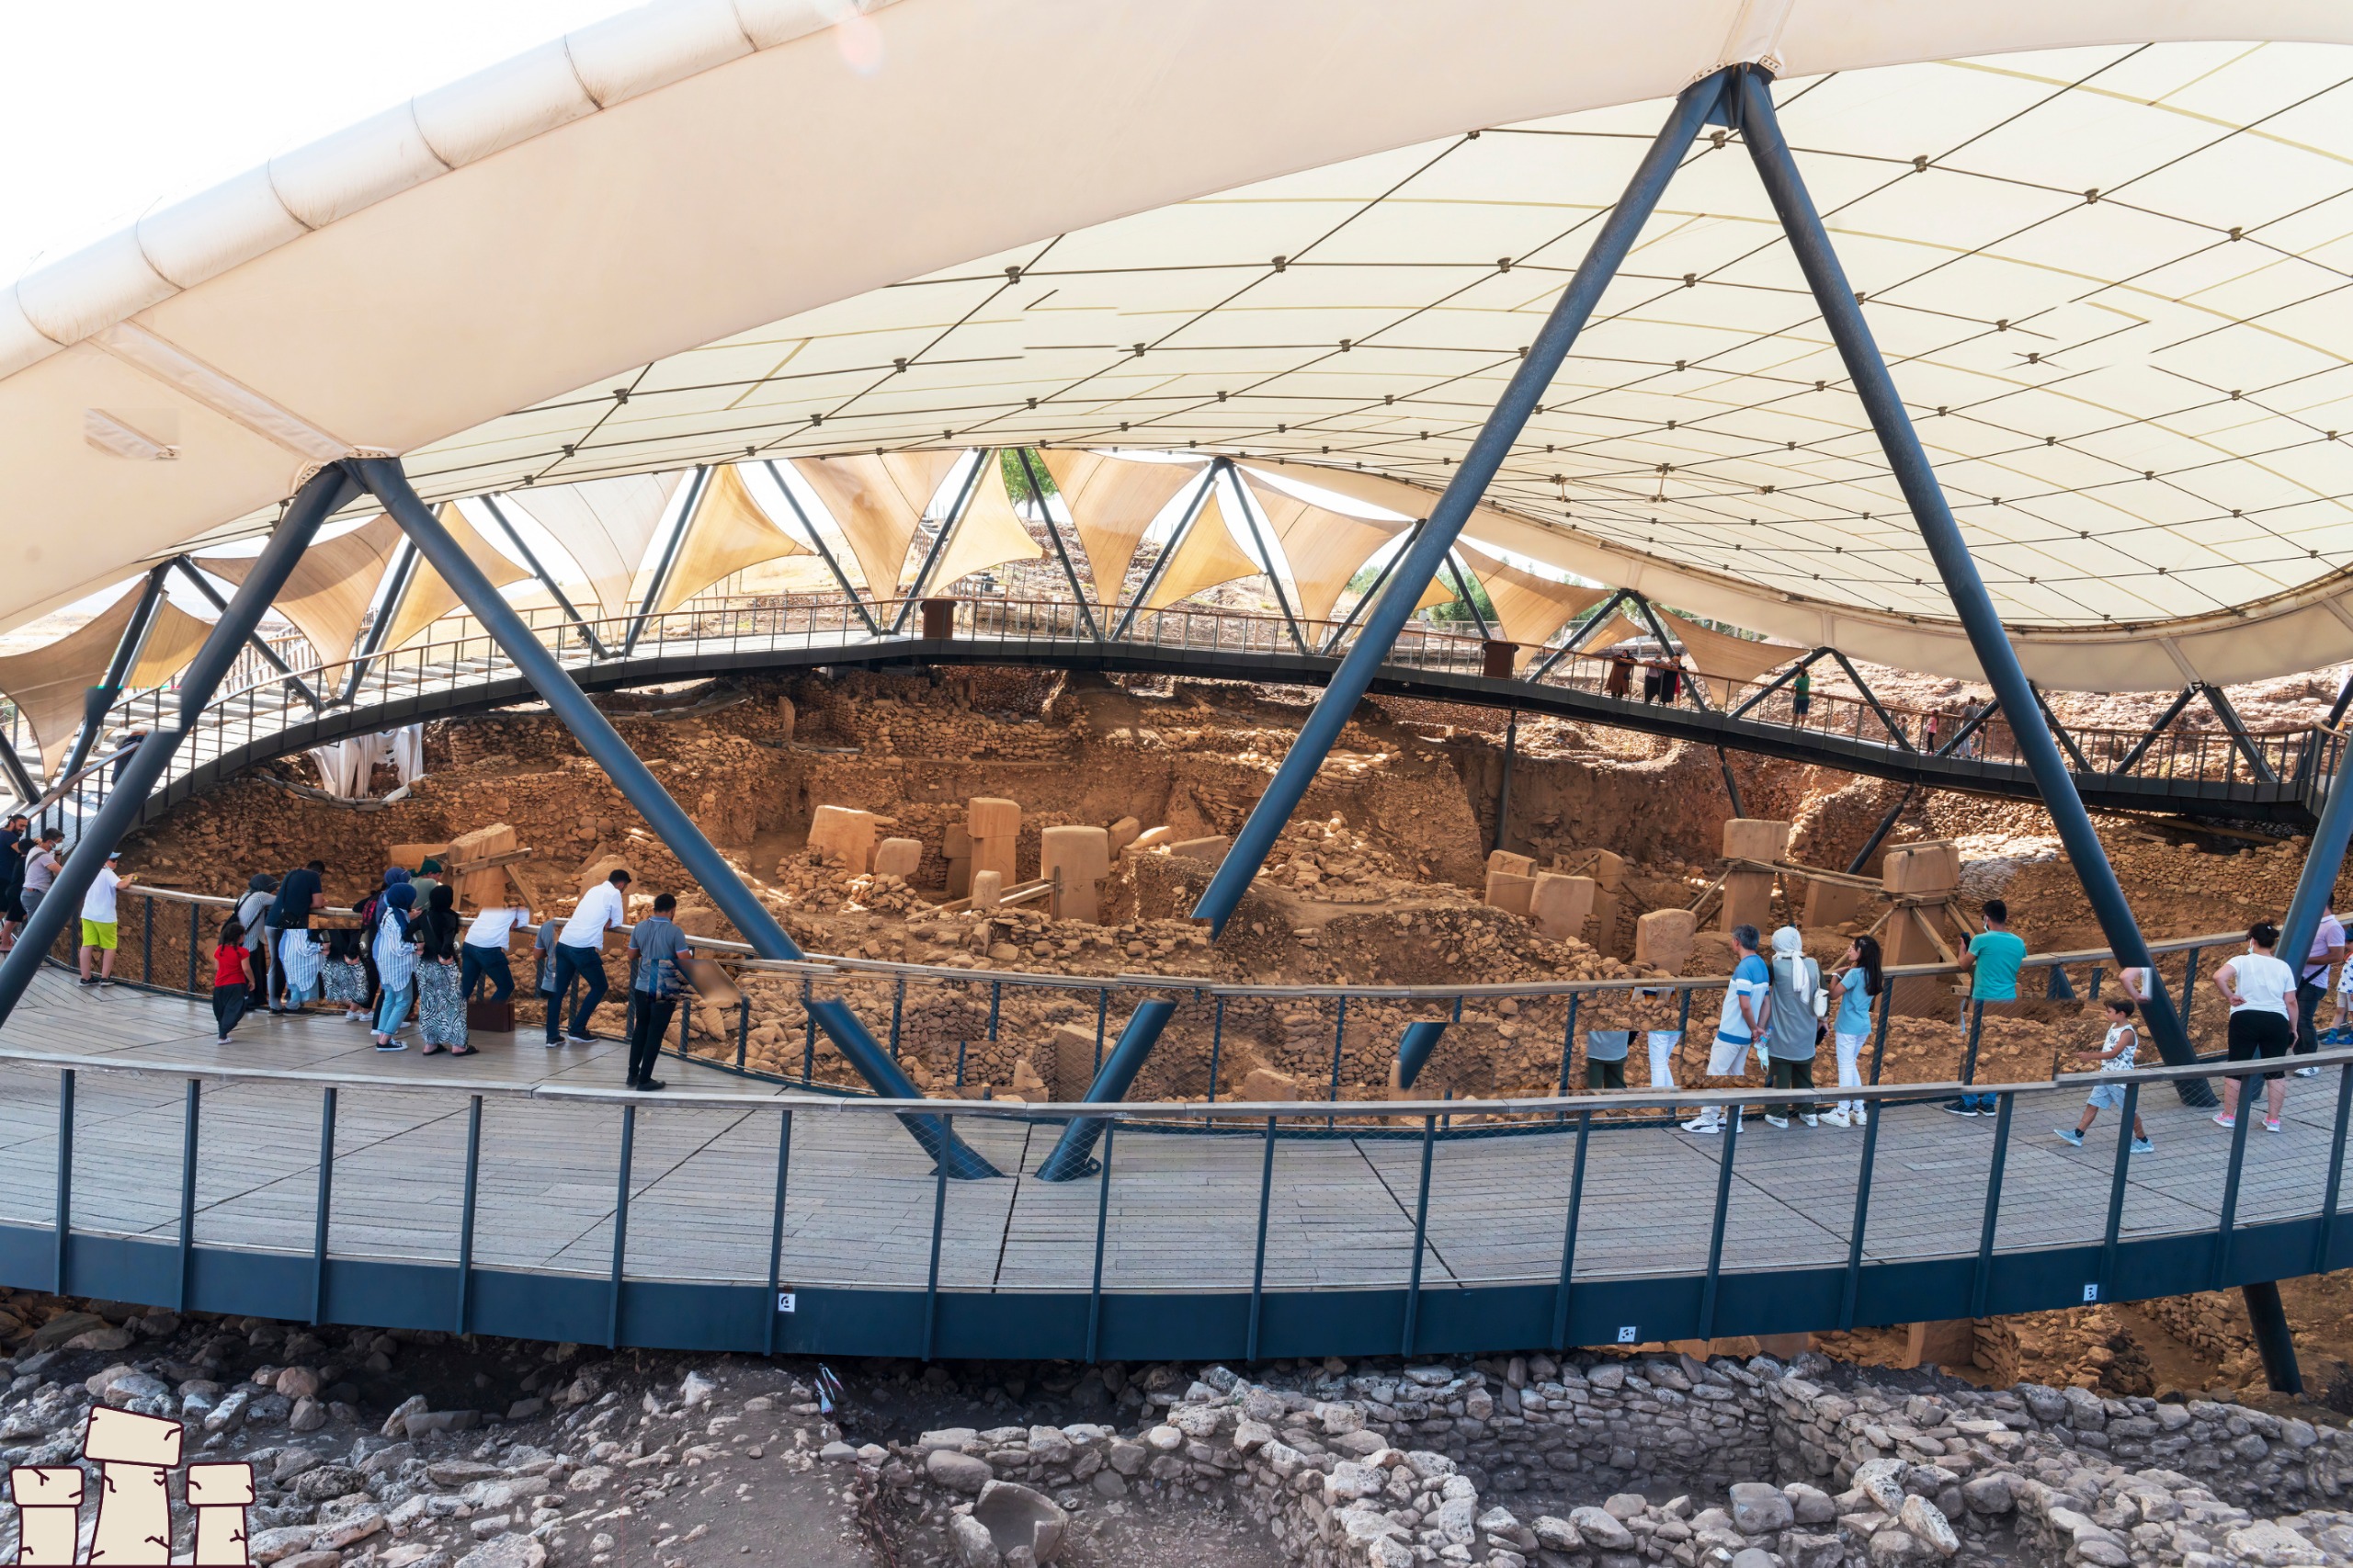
[1946,898,2027,1116]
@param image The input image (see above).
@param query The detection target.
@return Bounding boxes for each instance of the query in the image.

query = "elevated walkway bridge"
[7,596,2336,840]
[1,897,2345,1364]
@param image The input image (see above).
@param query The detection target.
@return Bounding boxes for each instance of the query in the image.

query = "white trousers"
[1834,1029,1870,1116]
[1646,1030,1680,1088]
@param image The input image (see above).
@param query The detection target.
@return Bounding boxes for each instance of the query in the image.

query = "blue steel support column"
[1191,73,1728,934]
[0,463,359,1028]
[1733,68,2203,1092]
[359,460,802,961]
[356,458,986,1153]
[2280,725,2353,985]
[1036,999,1177,1181]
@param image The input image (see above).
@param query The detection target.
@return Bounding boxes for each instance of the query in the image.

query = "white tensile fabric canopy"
[646,462,809,616]
[7,4,2353,690]
[504,472,685,624]
[925,456,1043,593]
[0,584,211,773]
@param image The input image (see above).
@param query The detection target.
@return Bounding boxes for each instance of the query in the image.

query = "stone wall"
[887,1354,2353,1567]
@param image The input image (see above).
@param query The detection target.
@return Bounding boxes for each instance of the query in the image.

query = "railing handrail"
[69,592,2345,766]
[109,882,2264,1000]
[12,1037,2342,1116]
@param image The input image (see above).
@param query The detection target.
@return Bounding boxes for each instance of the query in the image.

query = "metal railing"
[61,884,2313,1119]
[6,594,2333,840]
[1,1026,2344,1354]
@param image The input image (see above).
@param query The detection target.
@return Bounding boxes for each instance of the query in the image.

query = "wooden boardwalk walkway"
[0,971,2338,1298]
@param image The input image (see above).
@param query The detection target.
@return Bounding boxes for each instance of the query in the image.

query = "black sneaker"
[634,1078,665,1093]
[1940,1099,1980,1117]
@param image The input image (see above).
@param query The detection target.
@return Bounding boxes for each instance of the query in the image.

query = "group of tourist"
[1653,892,2339,1152]
[0,817,66,953]
[1600,651,1691,706]
[204,858,689,1092]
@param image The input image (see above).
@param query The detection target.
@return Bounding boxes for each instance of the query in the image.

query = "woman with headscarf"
[370,882,420,1051]
[1764,926,1825,1128]
[415,883,472,1056]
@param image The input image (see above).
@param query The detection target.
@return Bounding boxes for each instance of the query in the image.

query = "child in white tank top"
[2056,998,2151,1153]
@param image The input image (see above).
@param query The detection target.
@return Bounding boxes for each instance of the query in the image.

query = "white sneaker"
[1821,1108,1852,1129]
[1680,1116,1721,1135]
[1763,1114,1789,1129]
[1802,1113,1819,1128]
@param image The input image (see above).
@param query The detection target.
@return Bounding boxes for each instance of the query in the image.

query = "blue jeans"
[547,946,608,1041]
[374,982,412,1035]
[461,946,514,1002]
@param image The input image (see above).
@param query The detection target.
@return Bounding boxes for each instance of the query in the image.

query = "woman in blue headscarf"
[371,882,420,1051]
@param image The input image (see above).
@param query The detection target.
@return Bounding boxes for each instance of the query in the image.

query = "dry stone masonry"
[878,1353,2353,1567]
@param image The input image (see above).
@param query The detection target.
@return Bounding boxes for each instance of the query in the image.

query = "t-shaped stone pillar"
[9,1465,85,1565]
[969,798,1020,883]
[1039,825,1110,924]
[85,1404,182,1566]
[186,1462,256,1566]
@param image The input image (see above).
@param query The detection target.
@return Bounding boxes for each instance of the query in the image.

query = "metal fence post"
[2097,1082,2140,1301]
[890,977,905,1060]
[1086,1121,1116,1363]
[2212,1084,2256,1289]
[1550,1109,1592,1350]
[1868,979,1893,1084]
[1246,1117,1277,1360]
[1325,995,1349,1125]
[801,976,816,1084]
[177,1079,200,1311]
[1401,1114,1437,1356]
[1971,1093,2015,1317]
[1836,1096,1882,1332]
[923,1113,952,1360]
[1696,1106,1742,1340]
[455,1095,483,1335]
[607,1105,637,1348]
[187,901,200,993]
[52,1069,74,1293]
[2317,1065,2353,1274]
[311,1086,336,1324]
[142,896,154,985]
[765,1108,794,1357]
[1556,994,1581,1096]
[1207,995,1227,1103]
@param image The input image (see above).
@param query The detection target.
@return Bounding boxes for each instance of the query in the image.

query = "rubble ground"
[6,1288,2353,1568]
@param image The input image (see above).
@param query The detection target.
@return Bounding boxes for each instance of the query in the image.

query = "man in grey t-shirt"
[19,829,62,919]
[623,893,695,1092]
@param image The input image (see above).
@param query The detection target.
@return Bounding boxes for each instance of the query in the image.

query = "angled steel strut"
[1732,65,2204,1095]
[1192,70,1731,936]
[356,458,997,1175]
[0,463,361,1028]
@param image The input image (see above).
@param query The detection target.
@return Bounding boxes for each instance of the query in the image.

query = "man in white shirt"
[547,869,631,1046]
[78,850,131,984]
[461,903,534,1005]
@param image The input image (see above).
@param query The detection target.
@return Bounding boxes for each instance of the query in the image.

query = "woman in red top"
[214,918,252,1043]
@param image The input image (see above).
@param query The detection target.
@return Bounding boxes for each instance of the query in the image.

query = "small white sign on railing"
[778,1291,798,1314]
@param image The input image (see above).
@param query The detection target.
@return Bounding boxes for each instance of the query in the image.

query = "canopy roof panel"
[7,3,2353,689]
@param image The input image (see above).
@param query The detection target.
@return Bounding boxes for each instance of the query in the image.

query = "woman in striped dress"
[370,883,419,1051]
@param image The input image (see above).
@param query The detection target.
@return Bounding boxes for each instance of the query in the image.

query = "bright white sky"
[0,0,644,277]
